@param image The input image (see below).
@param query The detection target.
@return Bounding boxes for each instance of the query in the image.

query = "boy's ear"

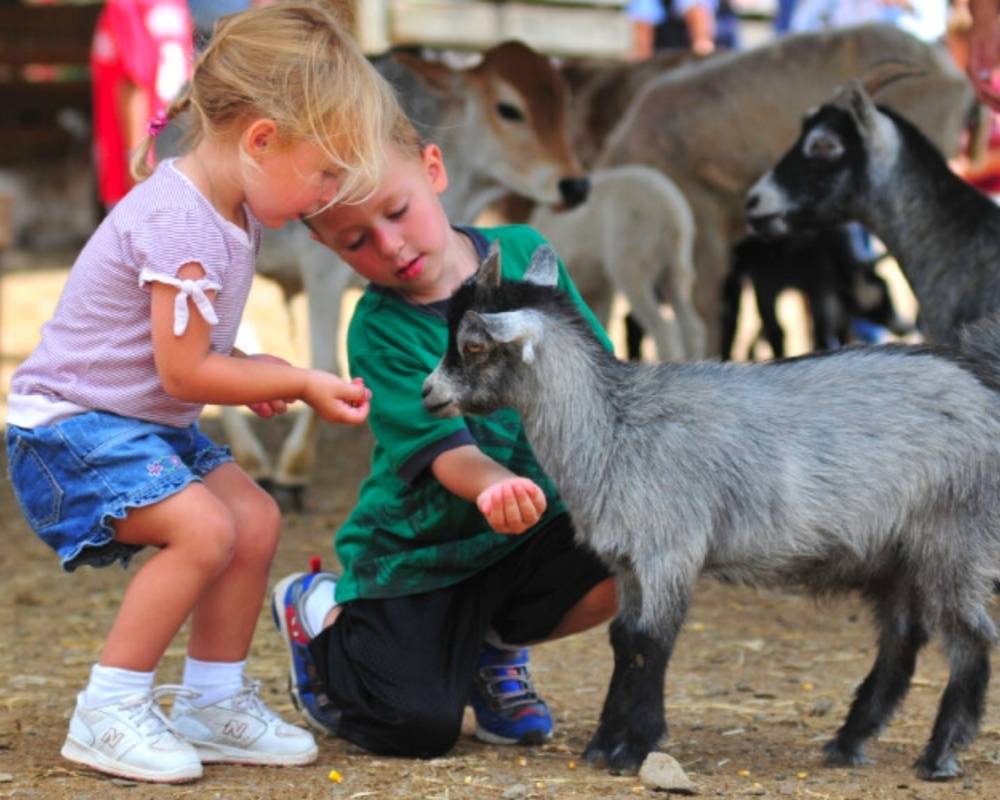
[423,144,448,193]
[245,118,278,160]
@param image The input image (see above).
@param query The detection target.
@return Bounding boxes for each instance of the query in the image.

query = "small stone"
[0,774,12,783]
[639,752,698,795]
[809,698,833,717]
[502,784,529,799]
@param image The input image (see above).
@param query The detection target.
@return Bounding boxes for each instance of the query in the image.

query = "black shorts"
[309,512,611,758]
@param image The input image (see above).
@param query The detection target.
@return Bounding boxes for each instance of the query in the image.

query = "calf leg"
[824,594,929,767]
[914,613,994,780]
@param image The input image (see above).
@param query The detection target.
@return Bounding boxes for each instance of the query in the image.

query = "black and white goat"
[746,79,999,346]
[422,243,1000,781]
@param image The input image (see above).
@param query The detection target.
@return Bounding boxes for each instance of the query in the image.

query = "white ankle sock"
[82,663,155,708]
[302,585,337,638]
[181,656,246,707]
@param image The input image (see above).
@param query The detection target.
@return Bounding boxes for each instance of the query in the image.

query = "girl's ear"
[245,118,279,160]
[422,143,449,193]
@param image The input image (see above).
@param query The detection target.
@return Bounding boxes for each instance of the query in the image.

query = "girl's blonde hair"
[131,0,398,204]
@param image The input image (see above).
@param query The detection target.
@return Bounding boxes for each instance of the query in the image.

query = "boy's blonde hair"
[131,0,399,204]
[388,111,425,160]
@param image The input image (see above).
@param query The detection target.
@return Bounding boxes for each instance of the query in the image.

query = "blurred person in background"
[91,0,194,210]
[627,0,740,58]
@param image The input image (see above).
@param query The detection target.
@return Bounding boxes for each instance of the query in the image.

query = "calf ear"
[393,51,458,95]
[524,245,559,287]
[480,309,544,364]
[477,240,503,289]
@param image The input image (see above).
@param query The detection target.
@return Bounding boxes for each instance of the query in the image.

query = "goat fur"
[747,80,1000,347]
[423,242,1000,781]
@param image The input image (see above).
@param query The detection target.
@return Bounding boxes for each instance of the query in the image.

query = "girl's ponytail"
[129,88,192,182]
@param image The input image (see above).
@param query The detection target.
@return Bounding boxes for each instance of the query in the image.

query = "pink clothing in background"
[91,0,194,207]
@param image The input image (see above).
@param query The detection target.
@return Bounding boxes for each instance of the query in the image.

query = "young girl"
[5,2,398,784]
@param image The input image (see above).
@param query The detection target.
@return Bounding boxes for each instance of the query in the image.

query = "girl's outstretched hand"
[477,477,547,535]
[303,372,371,425]
[244,354,297,418]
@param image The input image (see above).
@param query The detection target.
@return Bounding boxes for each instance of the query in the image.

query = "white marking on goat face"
[802,126,845,161]
[745,174,791,237]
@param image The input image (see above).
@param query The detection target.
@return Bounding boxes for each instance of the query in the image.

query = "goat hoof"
[822,739,870,767]
[914,754,961,781]
[269,483,306,513]
[583,736,612,768]
[583,734,651,774]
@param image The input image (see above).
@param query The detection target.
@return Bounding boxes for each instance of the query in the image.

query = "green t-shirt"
[334,224,613,603]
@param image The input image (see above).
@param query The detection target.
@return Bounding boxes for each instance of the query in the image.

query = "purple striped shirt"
[9,160,260,427]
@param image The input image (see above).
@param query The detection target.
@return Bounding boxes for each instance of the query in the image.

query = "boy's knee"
[380,706,463,758]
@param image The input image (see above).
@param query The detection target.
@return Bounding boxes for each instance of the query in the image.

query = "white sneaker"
[61,687,202,783]
[170,679,318,766]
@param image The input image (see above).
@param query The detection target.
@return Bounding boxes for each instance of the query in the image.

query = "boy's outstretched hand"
[477,477,547,535]
[303,372,371,425]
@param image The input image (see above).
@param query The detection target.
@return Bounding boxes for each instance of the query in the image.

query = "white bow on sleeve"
[139,269,222,336]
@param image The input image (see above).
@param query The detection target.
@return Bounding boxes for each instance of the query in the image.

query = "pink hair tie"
[147,109,168,138]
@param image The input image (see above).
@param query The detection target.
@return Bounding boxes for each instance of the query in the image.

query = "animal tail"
[957,312,1000,393]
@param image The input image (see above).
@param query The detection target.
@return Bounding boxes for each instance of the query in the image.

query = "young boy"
[271,115,618,758]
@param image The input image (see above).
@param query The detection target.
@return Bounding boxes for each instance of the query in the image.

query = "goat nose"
[421,384,430,398]
[558,176,590,208]
[746,192,760,212]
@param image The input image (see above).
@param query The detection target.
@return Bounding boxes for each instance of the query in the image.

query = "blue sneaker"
[270,567,341,736]
[469,644,553,745]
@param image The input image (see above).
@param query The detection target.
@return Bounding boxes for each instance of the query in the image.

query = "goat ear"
[833,80,879,136]
[477,240,503,289]
[524,245,559,287]
[480,310,544,364]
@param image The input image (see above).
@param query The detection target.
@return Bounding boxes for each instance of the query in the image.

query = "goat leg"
[914,616,993,780]
[584,615,669,773]
[824,596,928,767]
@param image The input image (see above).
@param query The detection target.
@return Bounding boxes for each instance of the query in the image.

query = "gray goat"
[422,243,1000,781]
[746,79,999,346]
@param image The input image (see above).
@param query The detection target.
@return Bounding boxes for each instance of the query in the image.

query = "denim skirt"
[6,410,232,571]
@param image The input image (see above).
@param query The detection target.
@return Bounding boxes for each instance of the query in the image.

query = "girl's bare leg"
[101,482,240,670]
[188,462,281,662]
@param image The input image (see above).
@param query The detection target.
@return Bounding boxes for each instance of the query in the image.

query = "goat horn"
[860,60,927,97]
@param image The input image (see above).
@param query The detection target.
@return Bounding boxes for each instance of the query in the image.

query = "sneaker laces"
[477,663,543,713]
[119,685,197,736]
[228,679,281,722]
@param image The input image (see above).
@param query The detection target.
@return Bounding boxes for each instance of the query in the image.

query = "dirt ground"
[1,263,998,800]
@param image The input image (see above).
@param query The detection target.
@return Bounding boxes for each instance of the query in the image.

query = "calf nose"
[745,192,760,212]
[558,176,590,208]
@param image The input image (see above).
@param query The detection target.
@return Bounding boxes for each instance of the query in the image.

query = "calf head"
[422,243,559,418]
[397,41,590,210]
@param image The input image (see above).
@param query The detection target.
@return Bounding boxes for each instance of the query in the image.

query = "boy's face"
[308,144,451,299]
